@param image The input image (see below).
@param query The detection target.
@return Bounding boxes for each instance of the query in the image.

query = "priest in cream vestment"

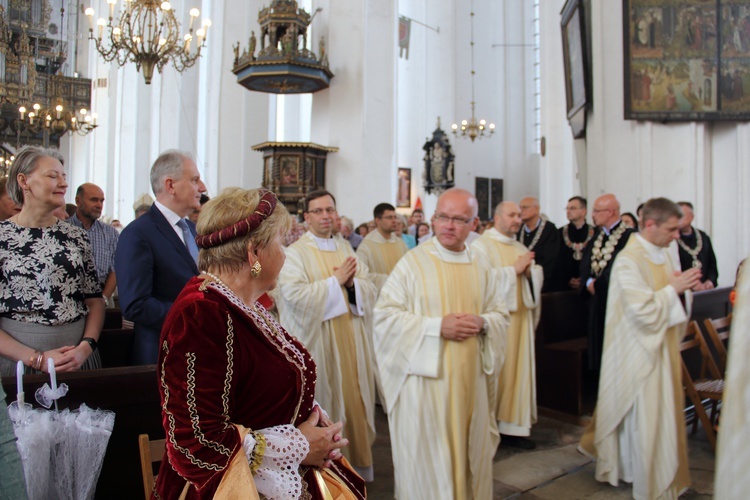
[473,201,543,443]
[357,202,409,290]
[374,189,509,500]
[715,260,750,500]
[277,190,378,481]
[579,198,702,500]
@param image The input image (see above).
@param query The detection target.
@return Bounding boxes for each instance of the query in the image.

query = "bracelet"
[80,337,98,352]
[28,350,44,370]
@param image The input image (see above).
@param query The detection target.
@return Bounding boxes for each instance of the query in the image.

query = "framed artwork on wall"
[397,167,411,208]
[475,177,504,221]
[562,0,591,138]
[624,0,750,121]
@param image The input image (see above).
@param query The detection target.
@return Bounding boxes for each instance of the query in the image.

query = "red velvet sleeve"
[158,295,243,497]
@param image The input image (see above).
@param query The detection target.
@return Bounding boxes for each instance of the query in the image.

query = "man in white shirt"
[115,150,206,365]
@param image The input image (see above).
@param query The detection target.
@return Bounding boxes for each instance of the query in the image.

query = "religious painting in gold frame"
[624,0,750,121]
[397,168,411,208]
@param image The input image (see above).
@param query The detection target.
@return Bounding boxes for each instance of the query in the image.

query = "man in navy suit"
[115,150,206,365]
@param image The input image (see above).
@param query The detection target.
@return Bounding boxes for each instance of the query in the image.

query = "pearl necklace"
[676,228,704,269]
[590,223,628,277]
[562,224,595,261]
[203,271,229,288]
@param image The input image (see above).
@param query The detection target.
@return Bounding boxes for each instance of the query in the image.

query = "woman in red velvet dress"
[154,188,366,499]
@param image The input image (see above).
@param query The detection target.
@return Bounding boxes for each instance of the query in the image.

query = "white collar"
[308,232,337,251]
[154,200,186,228]
[485,227,517,244]
[635,234,667,264]
[367,230,399,244]
[433,238,472,263]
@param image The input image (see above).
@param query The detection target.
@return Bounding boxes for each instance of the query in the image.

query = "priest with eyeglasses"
[276,189,378,482]
[374,188,509,500]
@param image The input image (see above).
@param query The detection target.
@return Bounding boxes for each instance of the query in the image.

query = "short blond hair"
[197,188,290,274]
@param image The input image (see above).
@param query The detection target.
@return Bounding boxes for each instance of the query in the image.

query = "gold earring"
[251,261,262,278]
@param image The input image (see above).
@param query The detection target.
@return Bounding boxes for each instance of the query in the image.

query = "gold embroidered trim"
[221,314,235,429]
[204,279,311,426]
[248,431,266,473]
[160,342,224,472]
[186,352,232,456]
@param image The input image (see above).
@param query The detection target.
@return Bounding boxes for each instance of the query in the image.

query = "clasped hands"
[35,344,92,373]
[440,313,484,341]
[333,256,357,288]
[669,268,703,294]
[298,406,348,469]
[513,252,535,276]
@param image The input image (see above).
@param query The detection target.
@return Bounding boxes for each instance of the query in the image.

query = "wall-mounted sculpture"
[422,118,455,196]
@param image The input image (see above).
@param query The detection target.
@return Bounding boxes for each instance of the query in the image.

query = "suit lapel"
[149,205,199,274]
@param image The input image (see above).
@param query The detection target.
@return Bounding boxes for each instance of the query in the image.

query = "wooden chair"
[703,314,731,374]
[680,321,724,450]
[138,434,166,499]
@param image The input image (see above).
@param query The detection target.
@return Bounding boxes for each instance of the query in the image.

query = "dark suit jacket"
[579,221,634,370]
[115,204,199,365]
[517,219,561,292]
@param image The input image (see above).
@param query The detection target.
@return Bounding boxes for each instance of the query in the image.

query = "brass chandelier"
[0,3,97,148]
[85,0,211,85]
[17,96,97,138]
[451,1,494,142]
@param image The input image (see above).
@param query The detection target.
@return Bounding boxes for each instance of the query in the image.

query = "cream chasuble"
[277,231,377,471]
[579,235,690,500]
[715,262,750,499]
[473,228,543,436]
[374,238,509,500]
[356,230,409,290]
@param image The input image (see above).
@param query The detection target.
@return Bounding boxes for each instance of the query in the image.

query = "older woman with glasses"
[155,188,366,499]
[0,146,103,376]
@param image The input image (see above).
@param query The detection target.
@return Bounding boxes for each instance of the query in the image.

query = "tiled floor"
[367,407,715,499]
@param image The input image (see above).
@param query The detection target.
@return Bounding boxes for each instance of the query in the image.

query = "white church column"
[310,0,397,224]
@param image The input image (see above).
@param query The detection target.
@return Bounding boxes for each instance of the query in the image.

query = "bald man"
[517,197,561,292]
[375,188,509,500]
[579,193,635,371]
[68,183,120,302]
[473,201,543,448]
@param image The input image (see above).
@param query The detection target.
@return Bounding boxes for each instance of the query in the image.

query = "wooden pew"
[98,328,134,368]
[103,307,123,330]
[534,290,592,416]
[3,366,162,500]
[534,287,733,418]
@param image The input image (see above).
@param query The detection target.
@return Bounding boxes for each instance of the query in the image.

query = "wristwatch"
[80,337,98,352]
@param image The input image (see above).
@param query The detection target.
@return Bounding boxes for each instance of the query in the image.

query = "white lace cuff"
[242,424,310,500]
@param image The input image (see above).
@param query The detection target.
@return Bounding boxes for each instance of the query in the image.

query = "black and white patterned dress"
[0,219,102,375]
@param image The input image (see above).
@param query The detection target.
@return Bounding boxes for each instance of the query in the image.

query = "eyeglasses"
[434,214,474,226]
[307,207,337,215]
